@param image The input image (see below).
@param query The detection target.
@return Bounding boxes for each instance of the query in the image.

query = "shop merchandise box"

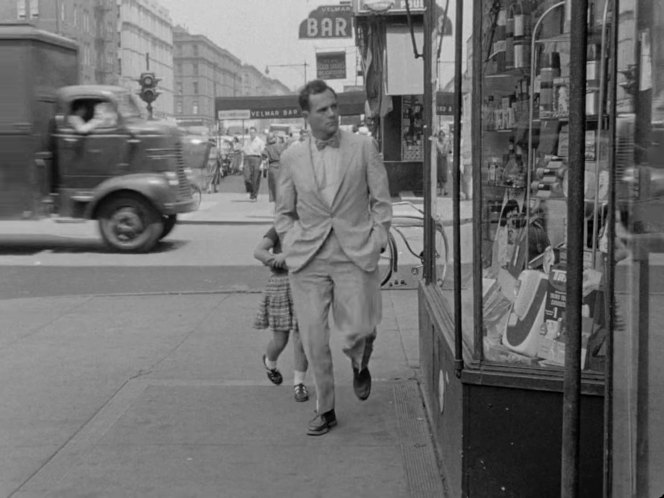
[502,270,548,357]
[537,267,594,367]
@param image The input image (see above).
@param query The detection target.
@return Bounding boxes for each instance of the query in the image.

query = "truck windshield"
[116,92,142,119]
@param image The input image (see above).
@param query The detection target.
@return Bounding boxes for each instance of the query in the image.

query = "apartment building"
[118,0,173,117]
[0,0,119,84]
[240,64,291,97]
[172,25,242,127]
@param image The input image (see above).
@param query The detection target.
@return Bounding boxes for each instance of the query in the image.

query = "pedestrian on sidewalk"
[231,136,243,175]
[242,127,265,201]
[435,127,450,196]
[262,133,286,203]
[253,226,309,403]
[275,79,392,435]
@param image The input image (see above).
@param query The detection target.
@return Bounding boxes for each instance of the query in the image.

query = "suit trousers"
[267,164,280,203]
[243,156,262,198]
[289,231,381,413]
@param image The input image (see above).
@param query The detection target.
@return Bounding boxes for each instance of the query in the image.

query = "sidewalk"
[178,174,472,226]
[1,289,446,498]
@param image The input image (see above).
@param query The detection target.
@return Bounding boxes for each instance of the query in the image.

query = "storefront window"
[425,0,475,352]
[611,0,664,495]
[475,0,609,371]
[402,95,425,161]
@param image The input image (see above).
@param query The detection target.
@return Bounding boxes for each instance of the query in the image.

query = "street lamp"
[264,61,309,91]
[265,62,310,129]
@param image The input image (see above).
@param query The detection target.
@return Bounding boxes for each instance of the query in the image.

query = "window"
[193,63,198,75]
[193,81,198,95]
[16,0,26,20]
[29,0,38,19]
[193,44,198,56]
[176,63,182,74]
[176,101,183,114]
[176,82,183,95]
[116,91,141,119]
[192,101,199,115]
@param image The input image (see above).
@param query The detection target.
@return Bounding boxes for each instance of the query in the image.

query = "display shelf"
[485,67,528,79]
[485,183,526,190]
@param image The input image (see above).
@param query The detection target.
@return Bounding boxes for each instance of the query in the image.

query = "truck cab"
[0,24,196,252]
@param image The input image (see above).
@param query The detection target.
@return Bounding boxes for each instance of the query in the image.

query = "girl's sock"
[293,370,306,385]
[265,357,278,370]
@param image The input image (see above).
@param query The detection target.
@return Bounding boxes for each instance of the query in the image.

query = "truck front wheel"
[160,215,177,240]
[98,194,163,253]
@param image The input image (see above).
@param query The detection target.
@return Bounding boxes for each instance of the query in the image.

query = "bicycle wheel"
[434,225,449,288]
[379,231,398,287]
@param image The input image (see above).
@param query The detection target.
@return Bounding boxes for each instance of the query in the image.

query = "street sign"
[218,109,251,120]
[354,0,424,13]
[299,4,352,39]
[353,0,453,35]
[316,51,347,80]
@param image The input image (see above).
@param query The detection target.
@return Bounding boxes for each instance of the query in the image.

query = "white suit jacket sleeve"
[367,138,392,246]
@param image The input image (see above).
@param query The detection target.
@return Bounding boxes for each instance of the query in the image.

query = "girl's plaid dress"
[254,227,298,332]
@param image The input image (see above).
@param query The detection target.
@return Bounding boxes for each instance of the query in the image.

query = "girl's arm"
[253,237,275,266]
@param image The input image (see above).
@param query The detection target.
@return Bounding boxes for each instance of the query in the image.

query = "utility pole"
[55,0,60,34]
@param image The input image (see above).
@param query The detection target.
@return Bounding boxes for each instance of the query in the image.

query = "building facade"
[240,64,291,97]
[0,0,119,85]
[172,25,242,128]
[118,0,173,117]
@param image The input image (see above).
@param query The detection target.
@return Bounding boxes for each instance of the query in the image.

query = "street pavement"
[0,175,440,296]
[0,175,448,497]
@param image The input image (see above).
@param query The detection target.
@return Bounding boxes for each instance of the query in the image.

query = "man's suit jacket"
[275,130,392,273]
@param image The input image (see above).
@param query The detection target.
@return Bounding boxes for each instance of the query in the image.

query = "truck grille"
[174,142,192,200]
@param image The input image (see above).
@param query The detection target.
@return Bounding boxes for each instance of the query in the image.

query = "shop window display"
[402,95,425,161]
[477,0,611,371]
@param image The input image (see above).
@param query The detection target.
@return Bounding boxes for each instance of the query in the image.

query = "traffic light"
[137,72,161,104]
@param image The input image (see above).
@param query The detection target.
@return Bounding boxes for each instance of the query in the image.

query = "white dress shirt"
[310,138,341,207]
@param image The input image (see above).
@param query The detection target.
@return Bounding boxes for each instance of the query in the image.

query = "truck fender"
[86,173,172,219]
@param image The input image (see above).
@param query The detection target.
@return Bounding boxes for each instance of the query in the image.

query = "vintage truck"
[0,24,197,252]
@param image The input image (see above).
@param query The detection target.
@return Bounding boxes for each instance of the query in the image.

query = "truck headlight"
[163,171,179,187]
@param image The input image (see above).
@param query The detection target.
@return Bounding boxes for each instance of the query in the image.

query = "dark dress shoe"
[353,367,371,400]
[307,409,337,436]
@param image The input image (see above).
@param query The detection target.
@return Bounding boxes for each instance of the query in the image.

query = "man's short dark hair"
[298,79,337,112]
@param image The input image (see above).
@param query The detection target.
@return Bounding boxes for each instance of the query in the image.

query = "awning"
[216,91,367,119]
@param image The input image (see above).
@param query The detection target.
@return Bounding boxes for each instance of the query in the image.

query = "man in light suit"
[275,80,392,436]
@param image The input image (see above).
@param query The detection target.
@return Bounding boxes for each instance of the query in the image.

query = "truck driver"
[68,100,117,134]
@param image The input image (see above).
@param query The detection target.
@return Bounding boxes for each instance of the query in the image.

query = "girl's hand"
[271,253,287,270]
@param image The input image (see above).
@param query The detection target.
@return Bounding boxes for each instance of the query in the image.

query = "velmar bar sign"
[316,51,346,80]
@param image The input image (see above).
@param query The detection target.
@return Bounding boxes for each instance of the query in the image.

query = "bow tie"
[315,135,340,150]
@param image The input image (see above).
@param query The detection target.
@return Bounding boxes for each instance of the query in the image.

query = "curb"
[178,218,273,226]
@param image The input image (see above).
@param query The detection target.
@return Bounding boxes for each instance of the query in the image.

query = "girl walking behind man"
[253,226,309,402]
